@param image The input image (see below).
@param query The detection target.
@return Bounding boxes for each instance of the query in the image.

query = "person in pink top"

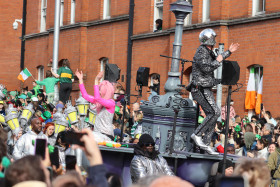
[76,70,115,142]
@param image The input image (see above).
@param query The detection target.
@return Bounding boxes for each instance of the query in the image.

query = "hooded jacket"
[130,144,174,183]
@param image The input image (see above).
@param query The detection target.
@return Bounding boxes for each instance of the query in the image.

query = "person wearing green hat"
[18,94,27,107]
[36,70,60,104]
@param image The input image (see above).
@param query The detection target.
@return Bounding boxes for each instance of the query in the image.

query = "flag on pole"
[17,68,32,82]
[245,67,256,109]
[255,76,263,114]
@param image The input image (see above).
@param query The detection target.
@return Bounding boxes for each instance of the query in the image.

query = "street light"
[75,93,89,129]
[88,107,97,127]
[65,101,78,126]
[5,112,20,135]
[53,108,68,134]
[19,103,34,131]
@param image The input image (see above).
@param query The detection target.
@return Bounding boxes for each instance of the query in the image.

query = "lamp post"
[5,105,20,135]
[65,101,78,126]
[156,0,193,107]
[75,93,89,130]
[53,108,69,134]
[19,103,34,132]
[88,104,97,127]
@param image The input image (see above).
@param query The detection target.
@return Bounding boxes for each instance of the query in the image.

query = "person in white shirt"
[13,118,48,160]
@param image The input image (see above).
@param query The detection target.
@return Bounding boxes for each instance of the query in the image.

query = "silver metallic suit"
[191,29,231,146]
[130,155,174,183]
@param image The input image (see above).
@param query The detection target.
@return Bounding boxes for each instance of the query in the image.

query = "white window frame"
[184,13,192,26]
[60,0,64,26]
[202,0,210,23]
[100,58,109,81]
[184,0,192,26]
[252,0,265,16]
[40,0,47,32]
[153,0,163,31]
[70,0,76,24]
[38,66,44,88]
[103,0,111,19]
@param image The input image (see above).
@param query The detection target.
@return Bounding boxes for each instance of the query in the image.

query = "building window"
[37,66,44,88]
[100,58,109,81]
[40,0,47,32]
[202,0,210,22]
[70,0,76,24]
[184,0,192,26]
[251,65,263,91]
[252,0,265,16]
[103,0,111,19]
[153,0,163,31]
[60,0,64,26]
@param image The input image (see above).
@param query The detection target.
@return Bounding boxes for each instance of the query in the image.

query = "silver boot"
[191,133,208,149]
[202,146,219,155]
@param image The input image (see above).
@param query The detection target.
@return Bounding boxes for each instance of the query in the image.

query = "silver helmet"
[199,28,216,46]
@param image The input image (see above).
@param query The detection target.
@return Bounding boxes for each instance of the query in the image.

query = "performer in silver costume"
[190,28,239,155]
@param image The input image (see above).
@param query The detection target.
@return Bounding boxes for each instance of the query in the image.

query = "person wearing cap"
[130,134,174,183]
[18,94,27,107]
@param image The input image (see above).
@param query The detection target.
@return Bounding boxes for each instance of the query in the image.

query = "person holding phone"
[76,70,115,142]
[13,118,48,160]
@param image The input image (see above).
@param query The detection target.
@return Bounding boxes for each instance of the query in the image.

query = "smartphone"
[261,103,264,111]
[65,155,76,171]
[63,131,86,146]
[217,176,248,187]
[35,138,47,159]
[50,147,59,169]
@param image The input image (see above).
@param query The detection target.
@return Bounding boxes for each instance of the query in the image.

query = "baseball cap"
[31,95,38,102]
[18,94,27,100]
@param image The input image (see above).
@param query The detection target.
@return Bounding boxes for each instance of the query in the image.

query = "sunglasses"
[144,143,155,147]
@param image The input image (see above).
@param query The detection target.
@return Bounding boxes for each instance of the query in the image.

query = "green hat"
[18,94,27,100]
[41,111,52,120]
[115,106,120,115]
[234,125,241,132]
[10,91,17,97]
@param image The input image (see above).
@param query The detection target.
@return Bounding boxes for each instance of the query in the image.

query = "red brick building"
[0,0,23,91]
[8,0,280,117]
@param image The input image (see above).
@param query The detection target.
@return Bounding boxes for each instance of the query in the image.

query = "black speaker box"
[136,67,150,86]
[104,64,120,83]
[221,60,240,85]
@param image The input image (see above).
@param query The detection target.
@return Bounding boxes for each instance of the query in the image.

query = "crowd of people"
[0,58,278,187]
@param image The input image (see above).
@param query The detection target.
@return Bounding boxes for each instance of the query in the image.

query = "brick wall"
[2,0,279,118]
[0,0,23,91]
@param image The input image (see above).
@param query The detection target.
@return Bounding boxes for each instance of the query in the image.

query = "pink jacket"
[79,84,115,114]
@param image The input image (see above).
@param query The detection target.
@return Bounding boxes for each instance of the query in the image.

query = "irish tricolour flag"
[245,67,256,109]
[17,68,32,82]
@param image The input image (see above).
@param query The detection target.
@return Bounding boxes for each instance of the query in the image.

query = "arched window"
[252,0,265,16]
[202,0,210,22]
[37,66,44,88]
[100,57,109,81]
[70,0,76,24]
[60,0,64,26]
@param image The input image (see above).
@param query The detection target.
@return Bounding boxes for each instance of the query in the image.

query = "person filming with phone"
[13,118,48,160]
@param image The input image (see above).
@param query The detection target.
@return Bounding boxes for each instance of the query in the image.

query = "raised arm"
[76,69,95,103]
